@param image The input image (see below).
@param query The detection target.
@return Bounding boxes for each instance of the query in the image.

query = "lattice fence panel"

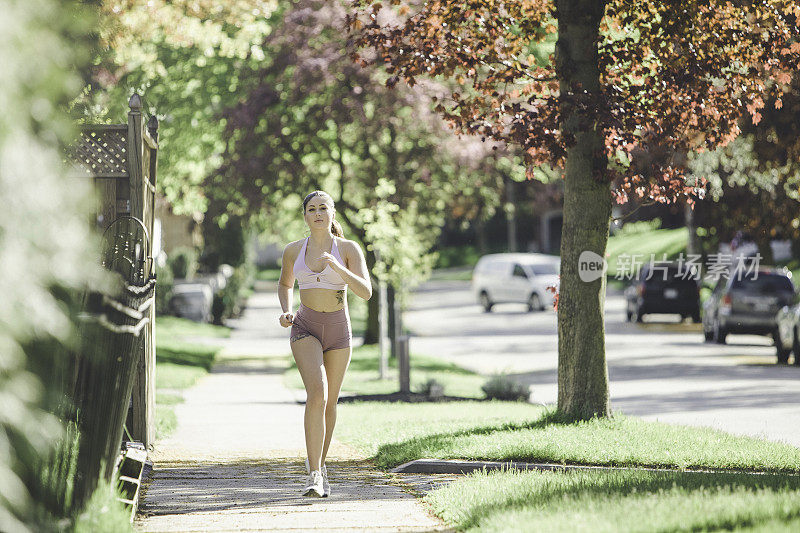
[67,127,128,177]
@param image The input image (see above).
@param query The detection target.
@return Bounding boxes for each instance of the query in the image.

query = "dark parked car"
[624,262,701,323]
[775,290,800,364]
[702,267,796,346]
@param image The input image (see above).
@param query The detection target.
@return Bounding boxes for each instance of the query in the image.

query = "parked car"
[775,290,800,364]
[472,253,560,312]
[702,267,796,346]
[624,262,701,323]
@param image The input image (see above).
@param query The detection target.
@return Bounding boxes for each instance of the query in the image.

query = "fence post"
[144,115,158,450]
[397,335,410,393]
[127,94,155,447]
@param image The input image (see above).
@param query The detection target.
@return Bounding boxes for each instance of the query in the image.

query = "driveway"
[404,279,800,448]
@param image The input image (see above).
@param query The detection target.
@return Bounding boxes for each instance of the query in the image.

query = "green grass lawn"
[425,468,800,532]
[283,344,486,398]
[154,316,229,438]
[156,315,231,339]
[606,227,689,278]
[335,403,800,473]
[334,401,800,532]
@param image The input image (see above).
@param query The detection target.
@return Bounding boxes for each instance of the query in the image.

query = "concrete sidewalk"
[135,283,448,532]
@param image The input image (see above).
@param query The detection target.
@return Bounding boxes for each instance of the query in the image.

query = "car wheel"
[479,291,493,313]
[713,318,727,344]
[774,329,791,364]
[793,328,800,366]
[527,293,543,312]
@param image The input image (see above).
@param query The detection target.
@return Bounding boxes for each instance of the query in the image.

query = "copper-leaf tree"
[347,0,800,419]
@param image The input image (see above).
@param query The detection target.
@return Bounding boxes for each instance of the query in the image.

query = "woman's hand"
[279,312,294,328]
[319,252,345,273]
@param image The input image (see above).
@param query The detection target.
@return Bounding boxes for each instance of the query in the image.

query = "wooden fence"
[67,93,158,448]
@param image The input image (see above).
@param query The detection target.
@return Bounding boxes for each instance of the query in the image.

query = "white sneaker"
[303,470,325,497]
[305,458,330,497]
[321,464,330,497]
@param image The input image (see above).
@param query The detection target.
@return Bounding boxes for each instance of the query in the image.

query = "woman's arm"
[278,243,296,325]
[325,240,372,300]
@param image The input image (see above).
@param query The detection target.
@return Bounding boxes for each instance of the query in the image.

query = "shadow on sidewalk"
[139,459,421,516]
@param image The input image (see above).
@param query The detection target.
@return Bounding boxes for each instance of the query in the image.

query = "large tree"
[348,0,800,418]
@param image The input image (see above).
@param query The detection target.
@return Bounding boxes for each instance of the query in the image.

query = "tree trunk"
[685,202,699,256]
[387,283,397,359]
[555,0,612,419]
[475,218,488,255]
[362,245,380,344]
[505,175,518,252]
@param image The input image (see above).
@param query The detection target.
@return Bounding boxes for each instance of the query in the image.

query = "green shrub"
[435,245,482,269]
[215,262,256,323]
[155,260,174,315]
[211,293,226,325]
[416,378,445,400]
[168,246,199,279]
[616,217,662,236]
[1,1,108,528]
[481,373,530,402]
[200,214,248,270]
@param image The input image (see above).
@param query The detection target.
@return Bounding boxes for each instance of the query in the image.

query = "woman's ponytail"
[331,219,344,237]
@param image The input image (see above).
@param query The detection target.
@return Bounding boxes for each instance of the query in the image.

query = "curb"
[389,459,795,476]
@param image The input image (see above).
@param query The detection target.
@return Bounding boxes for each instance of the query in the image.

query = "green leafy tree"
[690,80,800,263]
[348,0,800,418]
[215,0,505,342]
[77,0,279,215]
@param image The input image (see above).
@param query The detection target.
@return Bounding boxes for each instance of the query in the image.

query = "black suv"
[624,262,701,322]
[702,267,796,344]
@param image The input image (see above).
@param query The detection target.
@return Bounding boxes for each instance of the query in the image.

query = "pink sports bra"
[293,237,348,290]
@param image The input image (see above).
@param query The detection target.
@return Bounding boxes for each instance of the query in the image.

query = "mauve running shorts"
[290,304,352,352]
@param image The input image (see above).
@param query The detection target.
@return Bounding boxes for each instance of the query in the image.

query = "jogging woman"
[277,190,372,497]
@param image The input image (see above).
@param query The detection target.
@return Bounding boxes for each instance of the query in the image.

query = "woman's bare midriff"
[299,287,347,312]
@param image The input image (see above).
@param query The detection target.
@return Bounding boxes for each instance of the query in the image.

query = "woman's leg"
[320,346,352,464]
[291,335,327,472]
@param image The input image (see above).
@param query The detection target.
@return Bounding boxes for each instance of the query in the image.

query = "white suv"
[472,253,560,312]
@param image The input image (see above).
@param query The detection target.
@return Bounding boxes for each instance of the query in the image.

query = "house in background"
[153,195,202,267]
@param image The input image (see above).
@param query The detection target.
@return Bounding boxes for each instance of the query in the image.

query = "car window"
[494,262,510,275]
[642,265,694,285]
[529,263,558,276]
[512,264,527,278]
[730,273,794,293]
[476,259,501,275]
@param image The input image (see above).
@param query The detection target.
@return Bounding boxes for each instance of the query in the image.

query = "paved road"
[404,279,800,448]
